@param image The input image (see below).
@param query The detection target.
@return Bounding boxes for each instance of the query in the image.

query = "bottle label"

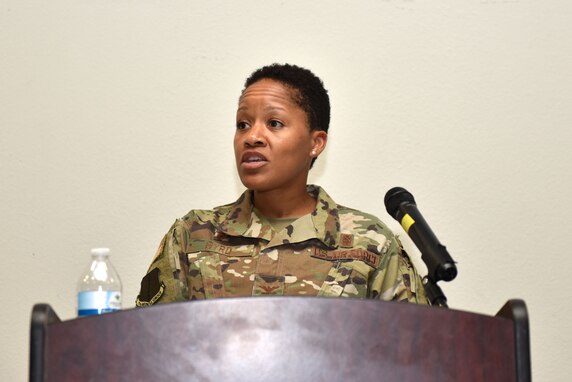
[77,291,122,317]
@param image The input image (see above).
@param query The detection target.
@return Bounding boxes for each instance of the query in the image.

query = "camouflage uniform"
[136,185,429,306]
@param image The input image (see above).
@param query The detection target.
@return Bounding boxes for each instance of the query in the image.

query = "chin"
[241,181,272,192]
[239,176,275,193]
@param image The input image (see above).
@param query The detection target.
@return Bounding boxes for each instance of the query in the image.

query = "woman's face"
[234,79,326,193]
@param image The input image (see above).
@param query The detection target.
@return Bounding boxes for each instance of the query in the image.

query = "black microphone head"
[384,187,416,219]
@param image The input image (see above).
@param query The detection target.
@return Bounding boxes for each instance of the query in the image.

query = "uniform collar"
[214,185,341,249]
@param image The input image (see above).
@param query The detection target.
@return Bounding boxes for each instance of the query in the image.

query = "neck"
[253,185,316,218]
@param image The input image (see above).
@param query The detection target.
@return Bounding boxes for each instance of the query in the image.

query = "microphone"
[384,187,457,283]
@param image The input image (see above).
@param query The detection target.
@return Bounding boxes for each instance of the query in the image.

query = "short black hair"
[243,63,330,134]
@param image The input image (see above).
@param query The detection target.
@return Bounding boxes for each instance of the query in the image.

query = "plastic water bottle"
[77,248,122,317]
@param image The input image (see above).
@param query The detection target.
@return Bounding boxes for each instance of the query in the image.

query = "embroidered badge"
[312,248,380,268]
[340,233,354,248]
[204,241,233,255]
[135,268,165,306]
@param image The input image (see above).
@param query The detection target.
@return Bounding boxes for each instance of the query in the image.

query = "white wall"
[2,0,571,380]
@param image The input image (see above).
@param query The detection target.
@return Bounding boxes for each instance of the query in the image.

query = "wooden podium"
[30,298,530,382]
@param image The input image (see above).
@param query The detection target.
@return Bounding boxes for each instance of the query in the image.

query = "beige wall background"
[2,0,571,380]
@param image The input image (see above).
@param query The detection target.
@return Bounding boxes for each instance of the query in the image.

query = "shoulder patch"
[136,268,165,307]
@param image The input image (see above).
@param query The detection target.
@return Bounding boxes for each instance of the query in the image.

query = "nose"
[244,121,266,147]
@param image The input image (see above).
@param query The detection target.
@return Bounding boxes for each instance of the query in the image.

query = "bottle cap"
[91,248,110,256]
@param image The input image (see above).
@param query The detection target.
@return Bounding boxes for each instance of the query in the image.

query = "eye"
[269,119,284,129]
[236,121,250,130]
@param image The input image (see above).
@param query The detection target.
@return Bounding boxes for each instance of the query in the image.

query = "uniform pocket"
[191,253,225,299]
[186,240,256,299]
[317,260,374,298]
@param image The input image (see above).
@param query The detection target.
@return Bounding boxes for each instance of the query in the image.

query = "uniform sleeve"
[135,220,190,307]
[369,234,430,305]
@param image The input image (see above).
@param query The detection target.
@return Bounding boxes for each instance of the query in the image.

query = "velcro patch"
[312,248,380,268]
[204,241,233,255]
[199,240,254,257]
[340,233,354,248]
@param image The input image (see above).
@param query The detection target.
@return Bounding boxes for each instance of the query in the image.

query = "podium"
[30,298,530,382]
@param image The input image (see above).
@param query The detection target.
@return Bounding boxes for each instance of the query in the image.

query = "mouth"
[240,151,268,169]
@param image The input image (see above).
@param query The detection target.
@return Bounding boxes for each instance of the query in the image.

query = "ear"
[310,130,328,157]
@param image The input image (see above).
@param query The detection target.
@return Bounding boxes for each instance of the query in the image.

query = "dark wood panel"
[43,297,516,382]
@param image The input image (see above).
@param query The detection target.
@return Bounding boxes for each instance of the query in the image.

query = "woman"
[136,64,428,306]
